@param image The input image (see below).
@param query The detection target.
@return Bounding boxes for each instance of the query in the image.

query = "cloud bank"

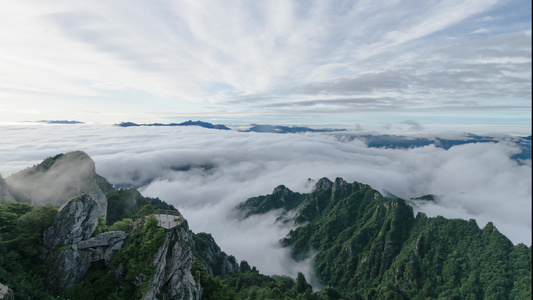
[0,125,530,278]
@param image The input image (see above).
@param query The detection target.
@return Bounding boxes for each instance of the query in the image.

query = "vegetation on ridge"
[239,177,532,299]
[0,200,57,299]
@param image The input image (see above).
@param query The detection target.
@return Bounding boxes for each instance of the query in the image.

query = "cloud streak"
[0,0,529,127]
[0,125,530,278]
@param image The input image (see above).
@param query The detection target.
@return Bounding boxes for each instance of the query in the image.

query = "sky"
[0,125,530,280]
[0,0,531,133]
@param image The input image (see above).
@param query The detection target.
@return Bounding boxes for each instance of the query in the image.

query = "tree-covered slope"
[105,188,177,225]
[238,177,532,299]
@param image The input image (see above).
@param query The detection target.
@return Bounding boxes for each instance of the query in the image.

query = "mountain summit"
[5,151,112,207]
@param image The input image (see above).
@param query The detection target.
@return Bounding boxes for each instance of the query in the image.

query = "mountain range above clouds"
[114,120,532,159]
[0,151,530,299]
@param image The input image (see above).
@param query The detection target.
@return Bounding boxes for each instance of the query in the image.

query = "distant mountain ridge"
[115,120,531,160]
[243,124,347,133]
[116,120,231,130]
[36,120,84,124]
[337,133,532,161]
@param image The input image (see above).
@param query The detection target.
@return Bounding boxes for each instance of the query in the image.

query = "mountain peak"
[5,151,111,207]
[313,177,333,192]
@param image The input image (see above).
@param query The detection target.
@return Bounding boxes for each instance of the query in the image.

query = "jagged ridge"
[238,177,532,299]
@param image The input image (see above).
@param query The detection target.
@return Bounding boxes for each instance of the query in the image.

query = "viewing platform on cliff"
[153,210,183,229]
[134,209,183,230]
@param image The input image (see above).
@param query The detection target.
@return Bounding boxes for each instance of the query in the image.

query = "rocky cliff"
[142,226,202,300]
[0,151,221,299]
[43,193,109,295]
[41,190,203,299]
[5,151,112,207]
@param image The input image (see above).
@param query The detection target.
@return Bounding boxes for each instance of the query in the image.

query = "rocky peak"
[273,185,295,203]
[332,177,348,193]
[272,185,287,194]
[313,177,333,192]
[5,151,111,207]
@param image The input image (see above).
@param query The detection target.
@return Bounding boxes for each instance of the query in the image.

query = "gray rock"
[43,194,105,249]
[77,231,127,249]
[76,231,127,266]
[43,193,107,296]
[142,227,201,300]
[46,248,93,296]
[0,283,14,300]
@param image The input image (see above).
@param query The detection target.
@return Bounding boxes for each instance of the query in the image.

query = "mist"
[0,124,530,279]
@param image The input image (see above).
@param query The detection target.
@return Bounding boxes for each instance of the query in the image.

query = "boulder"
[0,283,14,300]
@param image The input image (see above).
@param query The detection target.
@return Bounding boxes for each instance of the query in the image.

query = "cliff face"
[41,192,203,299]
[43,194,108,295]
[143,226,202,300]
[1,151,218,299]
[44,194,106,249]
[5,151,111,207]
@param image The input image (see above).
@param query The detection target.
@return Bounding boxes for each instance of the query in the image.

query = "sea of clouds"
[0,124,531,279]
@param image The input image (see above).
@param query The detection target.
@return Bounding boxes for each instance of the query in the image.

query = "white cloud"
[0,125,530,278]
[0,0,529,125]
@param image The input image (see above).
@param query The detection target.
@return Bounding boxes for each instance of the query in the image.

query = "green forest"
[1,177,531,299]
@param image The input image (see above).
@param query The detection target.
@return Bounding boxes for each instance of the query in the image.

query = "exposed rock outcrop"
[77,230,127,249]
[43,193,107,295]
[313,177,333,191]
[44,194,106,249]
[0,283,14,300]
[141,226,202,300]
[44,231,128,295]
[77,231,127,265]
[46,247,93,296]
[5,151,111,207]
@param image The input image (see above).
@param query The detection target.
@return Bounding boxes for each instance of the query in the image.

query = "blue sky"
[0,0,531,133]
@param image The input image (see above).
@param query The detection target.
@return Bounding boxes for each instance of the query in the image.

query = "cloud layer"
[0,125,530,278]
